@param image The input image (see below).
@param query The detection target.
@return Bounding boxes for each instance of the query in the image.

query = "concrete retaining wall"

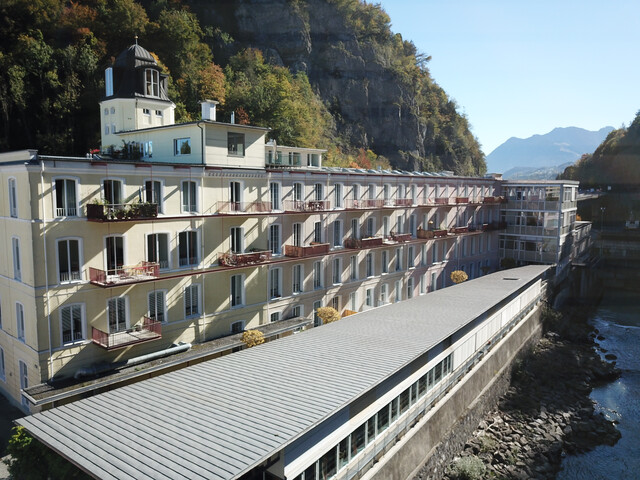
[364,304,544,480]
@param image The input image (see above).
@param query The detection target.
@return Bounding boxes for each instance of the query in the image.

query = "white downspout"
[40,160,53,380]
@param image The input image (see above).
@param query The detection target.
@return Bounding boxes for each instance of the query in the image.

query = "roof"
[113,44,157,69]
[18,266,549,480]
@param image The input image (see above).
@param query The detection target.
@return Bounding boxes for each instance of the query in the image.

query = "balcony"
[394,198,413,207]
[483,196,505,204]
[455,197,469,204]
[89,262,159,287]
[283,200,331,212]
[434,197,451,205]
[450,226,469,235]
[385,232,411,243]
[217,201,272,214]
[284,243,330,257]
[86,202,158,221]
[344,236,383,249]
[92,316,162,350]
[345,199,385,209]
[218,250,272,267]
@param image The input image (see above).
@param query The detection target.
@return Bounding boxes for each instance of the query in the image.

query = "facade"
[0,44,586,411]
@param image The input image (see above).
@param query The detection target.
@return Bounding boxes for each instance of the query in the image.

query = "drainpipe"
[40,159,53,380]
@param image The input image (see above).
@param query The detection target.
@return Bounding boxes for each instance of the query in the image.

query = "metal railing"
[217,201,272,213]
[92,316,162,350]
[218,250,272,267]
[89,262,159,287]
[283,200,331,212]
[86,202,158,221]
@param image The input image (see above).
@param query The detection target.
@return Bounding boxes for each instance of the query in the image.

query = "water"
[557,290,640,480]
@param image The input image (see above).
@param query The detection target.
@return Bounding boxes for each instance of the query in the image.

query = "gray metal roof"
[19,266,549,480]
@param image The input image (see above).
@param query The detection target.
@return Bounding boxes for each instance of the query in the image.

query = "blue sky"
[377,0,640,154]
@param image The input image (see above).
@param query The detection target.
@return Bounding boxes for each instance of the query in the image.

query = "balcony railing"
[482,196,505,204]
[86,202,158,221]
[394,198,413,207]
[344,199,385,209]
[284,243,330,257]
[219,250,272,267]
[450,226,469,234]
[385,233,411,243]
[217,201,272,214]
[92,316,162,350]
[434,197,451,205]
[344,236,383,249]
[283,200,331,212]
[89,262,159,287]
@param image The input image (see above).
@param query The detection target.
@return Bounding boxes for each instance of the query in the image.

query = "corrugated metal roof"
[19,266,549,480]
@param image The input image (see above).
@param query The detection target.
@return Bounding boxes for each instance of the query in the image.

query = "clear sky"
[376,0,640,154]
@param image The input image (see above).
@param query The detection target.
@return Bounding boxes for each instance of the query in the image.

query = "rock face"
[190,0,485,173]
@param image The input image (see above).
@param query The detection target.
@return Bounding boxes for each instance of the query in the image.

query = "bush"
[241,330,265,348]
[450,455,486,480]
[4,426,90,479]
[450,270,468,284]
[316,306,340,324]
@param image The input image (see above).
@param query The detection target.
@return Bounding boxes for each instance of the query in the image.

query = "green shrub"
[450,455,486,480]
[3,426,90,479]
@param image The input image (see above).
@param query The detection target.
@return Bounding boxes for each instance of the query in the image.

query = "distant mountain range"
[487,126,614,179]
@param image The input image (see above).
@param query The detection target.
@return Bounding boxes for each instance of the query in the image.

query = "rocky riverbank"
[439,307,621,480]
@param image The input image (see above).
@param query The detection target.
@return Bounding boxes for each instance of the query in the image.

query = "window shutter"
[61,307,71,341]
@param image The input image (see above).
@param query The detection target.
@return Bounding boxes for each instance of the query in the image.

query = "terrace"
[219,250,272,267]
[91,316,162,350]
[217,201,272,214]
[89,262,160,287]
[86,202,158,221]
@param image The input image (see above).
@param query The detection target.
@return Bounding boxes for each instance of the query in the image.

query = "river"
[557,290,640,479]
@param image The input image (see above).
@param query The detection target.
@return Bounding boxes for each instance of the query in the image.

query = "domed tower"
[100,42,175,150]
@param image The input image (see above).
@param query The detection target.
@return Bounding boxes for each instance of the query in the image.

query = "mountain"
[0,0,486,176]
[486,126,614,175]
[559,112,640,187]
[502,163,574,181]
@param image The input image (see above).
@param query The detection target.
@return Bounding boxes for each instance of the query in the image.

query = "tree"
[450,270,468,284]
[500,257,517,270]
[316,306,340,324]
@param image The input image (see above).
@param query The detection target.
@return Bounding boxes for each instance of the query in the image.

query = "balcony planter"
[455,197,469,204]
[450,226,469,234]
[417,228,434,239]
[284,243,330,257]
[433,229,448,238]
[219,250,272,267]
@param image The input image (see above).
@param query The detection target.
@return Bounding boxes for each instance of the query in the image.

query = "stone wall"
[363,305,544,480]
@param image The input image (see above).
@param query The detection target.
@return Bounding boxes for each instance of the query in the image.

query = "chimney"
[200,100,218,121]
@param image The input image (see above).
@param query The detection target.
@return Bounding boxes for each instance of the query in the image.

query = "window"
[291,305,302,318]
[314,183,323,201]
[350,255,358,281]
[270,268,282,298]
[231,275,244,307]
[395,280,402,302]
[19,360,28,408]
[407,278,414,299]
[407,246,415,269]
[145,180,162,213]
[230,227,244,254]
[349,292,357,311]
[269,224,281,255]
[292,265,303,294]
[58,304,84,345]
[383,216,390,237]
[184,285,200,317]
[313,261,323,289]
[409,214,417,237]
[105,235,124,275]
[229,181,242,211]
[351,218,359,240]
[420,274,426,295]
[0,347,4,381]
[332,258,341,284]
[395,247,402,271]
[380,284,388,305]
[368,184,376,200]
[57,239,81,283]
[55,179,77,216]
[148,291,166,323]
[103,179,122,205]
[352,184,360,204]
[145,68,159,97]
[227,132,245,156]
[366,217,375,237]
[397,214,404,234]
[382,250,388,274]
[411,185,417,205]
[181,180,197,212]
[366,253,374,277]
[292,223,303,247]
[174,138,191,156]
[12,237,21,281]
[293,182,303,203]
[16,303,25,342]
[107,297,127,333]
[105,125,110,135]
[334,184,343,208]
[178,231,198,267]
[8,178,17,217]
[333,220,342,247]
[231,321,244,334]
[313,300,322,326]
[365,288,373,307]
[314,221,322,243]
[142,108,150,115]
[432,242,438,263]
[155,110,162,117]
[270,312,281,323]
[270,182,281,210]
[383,184,391,205]
[331,296,340,311]
[421,244,427,266]
[431,272,437,292]
[147,233,169,269]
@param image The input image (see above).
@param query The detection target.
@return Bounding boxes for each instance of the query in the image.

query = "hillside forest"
[0,0,486,174]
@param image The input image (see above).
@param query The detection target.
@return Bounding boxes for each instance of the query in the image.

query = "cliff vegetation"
[0,0,485,175]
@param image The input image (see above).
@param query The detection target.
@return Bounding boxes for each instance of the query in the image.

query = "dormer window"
[145,69,159,97]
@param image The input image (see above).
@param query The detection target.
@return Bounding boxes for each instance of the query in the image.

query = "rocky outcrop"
[190,0,485,174]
